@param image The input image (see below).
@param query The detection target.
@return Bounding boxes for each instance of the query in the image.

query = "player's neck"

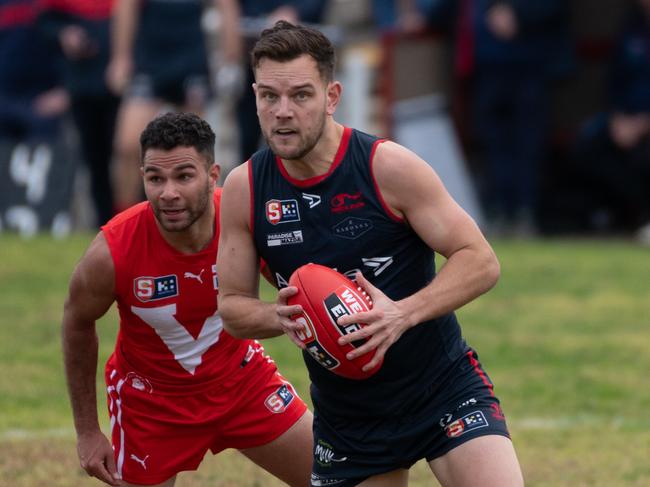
[281,122,344,179]
[158,202,216,254]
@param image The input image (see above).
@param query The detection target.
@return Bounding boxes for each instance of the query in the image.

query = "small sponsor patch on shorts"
[264,384,295,413]
[445,410,489,438]
[311,473,346,486]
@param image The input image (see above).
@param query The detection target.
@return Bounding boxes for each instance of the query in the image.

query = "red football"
[287,263,383,380]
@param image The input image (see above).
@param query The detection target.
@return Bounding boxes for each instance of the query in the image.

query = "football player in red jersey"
[62,112,312,487]
[217,21,524,487]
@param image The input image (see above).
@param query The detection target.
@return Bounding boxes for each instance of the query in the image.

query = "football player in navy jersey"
[217,21,524,487]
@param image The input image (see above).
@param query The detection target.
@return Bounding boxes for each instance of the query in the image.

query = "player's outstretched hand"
[337,271,411,371]
[276,286,306,349]
[77,430,122,486]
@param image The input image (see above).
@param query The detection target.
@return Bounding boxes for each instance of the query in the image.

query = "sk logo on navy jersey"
[266,199,300,225]
[134,275,179,302]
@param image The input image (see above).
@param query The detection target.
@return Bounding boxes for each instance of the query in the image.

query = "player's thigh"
[428,434,523,487]
[357,468,409,487]
[239,409,313,487]
[114,98,162,153]
[120,476,176,487]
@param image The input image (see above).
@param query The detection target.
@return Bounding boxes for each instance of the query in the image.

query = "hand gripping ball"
[288,263,383,379]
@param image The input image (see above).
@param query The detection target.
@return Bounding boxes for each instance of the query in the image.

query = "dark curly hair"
[251,20,335,83]
[140,112,215,166]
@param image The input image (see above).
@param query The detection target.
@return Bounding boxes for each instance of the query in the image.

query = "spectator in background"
[574,0,650,243]
[39,0,120,227]
[234,1,328,162]
[0,0,68,142]
[106,0,241,211]
[469,0,572,236]
[371,0,427,33]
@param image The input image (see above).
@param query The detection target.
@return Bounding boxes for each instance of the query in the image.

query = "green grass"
[1,234,649,486]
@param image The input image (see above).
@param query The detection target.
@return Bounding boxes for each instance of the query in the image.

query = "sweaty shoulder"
[69,232,116,305]
[371,140,442,218]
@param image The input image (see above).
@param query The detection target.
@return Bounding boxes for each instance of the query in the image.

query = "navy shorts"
[310,350,511,487]
[126,72,211,107]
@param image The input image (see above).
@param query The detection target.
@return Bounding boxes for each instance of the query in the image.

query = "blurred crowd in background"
[1,0,649,243]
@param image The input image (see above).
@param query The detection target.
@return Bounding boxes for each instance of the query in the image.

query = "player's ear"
[209,163,221,185]
[326,81,342,115]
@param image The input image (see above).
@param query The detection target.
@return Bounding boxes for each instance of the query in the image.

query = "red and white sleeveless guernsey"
[102,189,251,391]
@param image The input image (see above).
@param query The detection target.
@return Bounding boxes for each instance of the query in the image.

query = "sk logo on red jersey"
[134,275,178,302]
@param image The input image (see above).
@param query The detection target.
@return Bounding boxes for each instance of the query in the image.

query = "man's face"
[142,146,218,233]
[254,54,338,160]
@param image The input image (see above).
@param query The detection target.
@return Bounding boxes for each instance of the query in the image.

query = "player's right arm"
[62,233,121,486]
[217,164,304,345]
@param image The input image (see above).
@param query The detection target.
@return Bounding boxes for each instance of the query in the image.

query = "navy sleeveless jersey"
[250,127,469,418]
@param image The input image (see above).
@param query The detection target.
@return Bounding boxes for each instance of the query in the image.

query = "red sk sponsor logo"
[265,199,300,225]
[445,419,465,438]
[265,392,287,413]
[134,275,178,302]
[135,277,155,301]
[264,385,294,413]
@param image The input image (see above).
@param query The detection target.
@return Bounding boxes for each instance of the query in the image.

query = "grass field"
[1,234,649,486]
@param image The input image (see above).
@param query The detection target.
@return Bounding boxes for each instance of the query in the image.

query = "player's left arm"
[338,141,500,369]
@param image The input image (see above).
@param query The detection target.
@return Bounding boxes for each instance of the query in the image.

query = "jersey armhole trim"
[247,159,254,233]
[369,139,404,223]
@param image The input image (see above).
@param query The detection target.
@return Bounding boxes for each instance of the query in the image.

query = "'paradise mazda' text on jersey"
[250,127,469,418]
[103,189,251,389]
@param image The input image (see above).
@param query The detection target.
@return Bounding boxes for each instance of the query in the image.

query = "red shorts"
[104,345,308,485]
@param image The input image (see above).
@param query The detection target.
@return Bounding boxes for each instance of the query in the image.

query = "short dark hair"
[140,112,215,166]
[251,20,336,83]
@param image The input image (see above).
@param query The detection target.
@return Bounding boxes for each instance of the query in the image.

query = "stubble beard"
[265,112,326,161]
[152,180,211,233]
